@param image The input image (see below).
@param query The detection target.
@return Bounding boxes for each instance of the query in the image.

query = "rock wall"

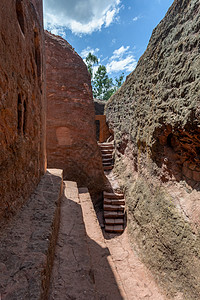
[45,31,105,201]
[105,0,200,299]
[0,0,45,224]
[94,99,105,115]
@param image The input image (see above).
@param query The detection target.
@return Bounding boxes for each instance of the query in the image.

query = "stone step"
[103,165,113,171]
[104,211,124,218]
[98,142,114,146]
[103,162,113,166]
[104,204,125,211]
[78,187,126,298]
[103,163,113,167]
[102,158,113,163]
[102,154,113,159]
[100,144,114,148]
[104,198,125,205]
[101,149,113,154]
[104,191,124,199]
[105,225,124,233]
[105,218,124,225]
[101,148,114,152]
[99,143,114,148]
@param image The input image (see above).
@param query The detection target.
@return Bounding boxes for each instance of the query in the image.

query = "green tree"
[93,65,114,100]
[115,73,124,89]
[85,52,98,78]
[85,53,124,101]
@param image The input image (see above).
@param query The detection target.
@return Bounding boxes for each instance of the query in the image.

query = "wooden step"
[104,198,125,205]
[104,211,124,218]
[105,225,124,233]
[105,218,124,225]
[103,191,124,199]
[104,204,125,211]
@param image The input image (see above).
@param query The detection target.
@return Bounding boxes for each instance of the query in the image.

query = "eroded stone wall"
[45,31,105,201]
[0,0,45,224]
[105,0,200,299]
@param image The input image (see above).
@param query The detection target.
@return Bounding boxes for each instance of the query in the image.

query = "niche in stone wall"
[16,0,25,34]
[23,99,27,135]
[17,93,27,136]
[17,93,23,134]
[152,125,200,190]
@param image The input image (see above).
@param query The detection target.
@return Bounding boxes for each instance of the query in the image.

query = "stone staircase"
[99,142,114,171]
[0,164,127,299]
[99,142,126,234]
[104,191,125,233]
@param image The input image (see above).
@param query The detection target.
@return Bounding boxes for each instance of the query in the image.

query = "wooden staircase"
[99,142,125,233]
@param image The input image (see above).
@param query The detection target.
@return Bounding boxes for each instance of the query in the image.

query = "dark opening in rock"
[167,133,174,148]
[34,29,41,78]
[95,120,100,141]
[23,99,27,135]
[17,94,23,134]
[16,0,25,35]
[196,147,200,156]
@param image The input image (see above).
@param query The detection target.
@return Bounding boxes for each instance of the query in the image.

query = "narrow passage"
[49,179,169,300]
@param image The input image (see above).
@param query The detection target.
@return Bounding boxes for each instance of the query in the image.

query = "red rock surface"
[0,0,46,225]
[105,0,200,299]
[45,31,105,201]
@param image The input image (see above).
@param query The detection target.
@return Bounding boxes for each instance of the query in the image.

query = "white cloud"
[133,15,142,22]
[43,0,121,35]
[133,16,139,22]
[81,47,100,58]
[106,45,137,74]
[50,26,66,38]
[111,46,130,59]
[107,56,137,73]
[105,7,119,27]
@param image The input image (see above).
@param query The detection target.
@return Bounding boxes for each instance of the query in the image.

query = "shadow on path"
[49,181,124,300]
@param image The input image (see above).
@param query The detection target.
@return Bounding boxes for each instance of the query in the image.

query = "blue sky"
[43,0,174,79]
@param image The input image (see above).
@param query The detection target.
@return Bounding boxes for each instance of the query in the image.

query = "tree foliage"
[86,53,98,77]
[85,52,124,101]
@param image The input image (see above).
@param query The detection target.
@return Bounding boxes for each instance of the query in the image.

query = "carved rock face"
[45,31,105,200]
[105,0,200,298]
[0,0,45,223]
[105,0,200,188]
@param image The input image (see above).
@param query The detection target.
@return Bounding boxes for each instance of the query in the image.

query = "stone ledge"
[0,169,63,300]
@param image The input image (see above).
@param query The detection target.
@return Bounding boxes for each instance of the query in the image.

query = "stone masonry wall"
[105,0,200,299]
[45,31,105,201]
[0,0,45,224]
